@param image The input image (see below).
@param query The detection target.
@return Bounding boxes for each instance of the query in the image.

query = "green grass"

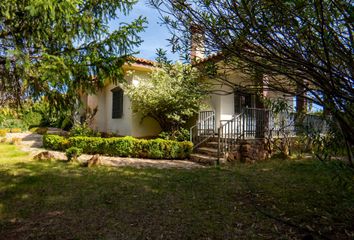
[0,144,353,239]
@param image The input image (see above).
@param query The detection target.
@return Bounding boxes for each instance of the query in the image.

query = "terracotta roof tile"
[127,56,157,66]
[193,52,223,65]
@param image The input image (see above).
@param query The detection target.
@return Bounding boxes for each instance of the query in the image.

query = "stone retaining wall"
[226,139,270,163]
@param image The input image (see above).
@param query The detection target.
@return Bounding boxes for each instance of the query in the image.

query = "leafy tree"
[126,51,205,131]
[149,0,354,164]
[0,0,146,109]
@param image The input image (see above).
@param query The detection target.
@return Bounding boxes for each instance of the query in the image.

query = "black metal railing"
[217,113,244,160]
[190,111,216,149]
[190,108,329,162]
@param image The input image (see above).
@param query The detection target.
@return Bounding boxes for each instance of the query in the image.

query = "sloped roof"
[192,52,223,66]
[127,56,157,67]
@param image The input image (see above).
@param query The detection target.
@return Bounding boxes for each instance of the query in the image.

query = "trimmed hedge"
[43,135,193,159]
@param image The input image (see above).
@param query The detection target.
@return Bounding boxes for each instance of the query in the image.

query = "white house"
[80,57,161,137]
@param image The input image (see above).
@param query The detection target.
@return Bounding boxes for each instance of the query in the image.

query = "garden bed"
[43,134,193,160]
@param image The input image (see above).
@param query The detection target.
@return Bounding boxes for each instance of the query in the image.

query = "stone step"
[205,141,219,148]
[189,153,225,165]
[196,147,220,157]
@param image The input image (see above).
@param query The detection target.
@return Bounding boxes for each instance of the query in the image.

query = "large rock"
[33,151,55,161]
[87,154,101,167]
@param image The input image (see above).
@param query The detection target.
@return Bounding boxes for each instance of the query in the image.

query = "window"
[111,87,123,119]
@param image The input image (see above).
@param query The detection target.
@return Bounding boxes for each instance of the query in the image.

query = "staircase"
[189,137,226,165]
[189,111,245,165]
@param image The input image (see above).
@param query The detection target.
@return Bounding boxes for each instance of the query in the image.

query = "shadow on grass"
[0,158,353,239]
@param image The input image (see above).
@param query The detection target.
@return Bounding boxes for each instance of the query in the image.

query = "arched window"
[111,87,123,119]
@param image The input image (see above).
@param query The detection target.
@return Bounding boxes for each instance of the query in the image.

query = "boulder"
[33,151,55,161]
[87,154,101,168]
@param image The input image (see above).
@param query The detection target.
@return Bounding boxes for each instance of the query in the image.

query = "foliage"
[0,0,146,109]
[21,110,42,128]
[126,52,206,131]
[43,135,193,159]
[0,129,6,137]
[69,123,100,137]
[30,127,48,135]
[0,99,73,131]
[66,147,83,162]
[150,0,354,163]
[43,135,69,151]
[158,128,190,142]
[10,128,22,133]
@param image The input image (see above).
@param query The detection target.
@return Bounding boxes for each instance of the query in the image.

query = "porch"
[190,108,328,164]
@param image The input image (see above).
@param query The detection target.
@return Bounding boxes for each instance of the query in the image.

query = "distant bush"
[0,129,7,137]
[66,147,82,161]
[69,123,100,137]
[1,119,26,131]
[22,111,42,128]
[10,128,22,133]
[30,127,48,135]
[43,135,193,159]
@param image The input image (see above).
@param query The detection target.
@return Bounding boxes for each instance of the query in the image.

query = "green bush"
[69,123,100,137]
[0,118,26,130]
[43,134,68,151]
[22,111,42,128]
[10,128,22,133]
[158,128,190,141]
[43,135,193,159]
[0,129,7,137]
[66,147,82,161]
[30,127,48,135]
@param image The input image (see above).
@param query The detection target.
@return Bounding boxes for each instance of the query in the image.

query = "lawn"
[0,144,353,239]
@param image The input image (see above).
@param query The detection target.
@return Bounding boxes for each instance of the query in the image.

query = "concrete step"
[189,153,225,165]
[196,147,220,157]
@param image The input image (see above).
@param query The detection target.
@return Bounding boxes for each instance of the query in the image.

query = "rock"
[33,151,55,161]
[87,154,101,167]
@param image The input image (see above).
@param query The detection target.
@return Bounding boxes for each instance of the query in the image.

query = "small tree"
[126,54,205,132]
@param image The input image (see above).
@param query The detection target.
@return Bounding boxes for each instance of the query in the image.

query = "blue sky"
[109,1,179,61]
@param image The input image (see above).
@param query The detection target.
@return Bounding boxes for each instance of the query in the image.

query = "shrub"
[1,119,26,130]
[158,128,190,142]
[43,134,68,151]
[10,128,22,133]
[30,127,48,135]
[22,111,42,128]
[66,147,82,161]
[43,135,193,159]
[0,129,7,137]
[69,123,100,137]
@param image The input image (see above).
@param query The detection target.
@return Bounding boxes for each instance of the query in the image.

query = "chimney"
[190,24,205,63]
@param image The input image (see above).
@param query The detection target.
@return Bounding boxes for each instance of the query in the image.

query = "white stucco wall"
[103,83,133,136]
[202,64,294,127]
[85,66,162,137]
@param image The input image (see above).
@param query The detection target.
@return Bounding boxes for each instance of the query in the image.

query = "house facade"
[80,58,161,137]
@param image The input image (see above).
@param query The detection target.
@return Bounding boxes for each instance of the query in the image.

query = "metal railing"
[216,108,271,161]
[191,108,329,163]
[190,111,216,149]
[217,113,244,160]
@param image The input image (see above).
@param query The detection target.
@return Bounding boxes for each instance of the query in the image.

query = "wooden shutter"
[112,87,123,119]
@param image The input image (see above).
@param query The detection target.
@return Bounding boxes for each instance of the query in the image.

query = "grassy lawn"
[0,144,353,239]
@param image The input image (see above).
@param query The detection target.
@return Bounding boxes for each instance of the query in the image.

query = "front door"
[234,90,254,114]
